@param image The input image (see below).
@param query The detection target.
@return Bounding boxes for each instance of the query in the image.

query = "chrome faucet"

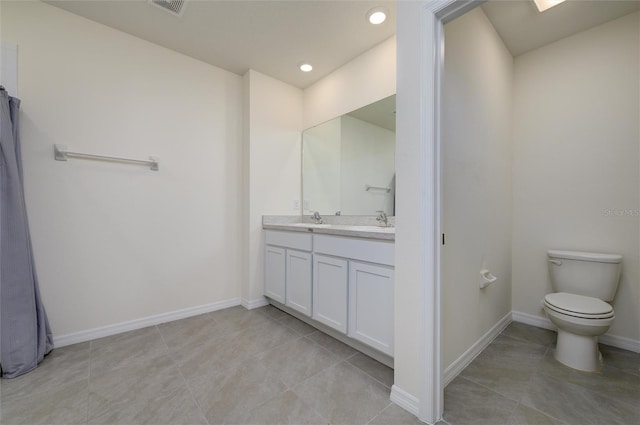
[312,211,323,224]
[376,211,388,227]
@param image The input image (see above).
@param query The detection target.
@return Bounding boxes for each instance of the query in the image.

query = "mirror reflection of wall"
[303,95,396,216]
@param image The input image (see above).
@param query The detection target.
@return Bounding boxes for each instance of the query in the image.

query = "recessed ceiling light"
[366,7,388,25]
[533,0,566,12]
[299,63,313,72]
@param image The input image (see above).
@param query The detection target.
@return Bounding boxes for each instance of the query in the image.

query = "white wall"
[1,1,244,338]
[1,41,18,97]
[441,7,514,369]
[244,70,303,305]
[340,115,395,215]
[303,36,396,129]
[394,0,429,405]
[512,12,640,343]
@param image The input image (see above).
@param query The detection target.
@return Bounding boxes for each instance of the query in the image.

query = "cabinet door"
[348,261,394,356]
[264,245,286,303]
[285,250,312,316]
[313,254,348,333]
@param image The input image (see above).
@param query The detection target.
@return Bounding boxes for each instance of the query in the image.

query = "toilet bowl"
[545,250,622,372]
[543,292,614,371]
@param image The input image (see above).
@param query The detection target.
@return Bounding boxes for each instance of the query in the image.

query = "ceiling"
[481,0,640,57]
[43,0,640,90]
[44,0,396,89]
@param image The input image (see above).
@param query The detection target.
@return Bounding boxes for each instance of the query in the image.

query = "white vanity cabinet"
[313,234,395,357]
[348,261,394,355]
[312,254,349,333]
[264,245,286,303]
[263,228,394,358]
[286,250,312,316]
[264,230,313,316]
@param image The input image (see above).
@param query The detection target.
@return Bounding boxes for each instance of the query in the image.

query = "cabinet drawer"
[313,234,394,266]
[265,230,312,251]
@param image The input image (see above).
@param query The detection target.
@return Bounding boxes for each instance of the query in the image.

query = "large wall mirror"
[302,95,396,216]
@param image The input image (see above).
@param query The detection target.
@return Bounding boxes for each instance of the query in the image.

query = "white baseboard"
[600,333,640,353]
[390,385,420,417]
[242,296,269,310]
[511,310,640,353]
[443,312,512,387]
[53,297,241,348]
[511,310,556,331]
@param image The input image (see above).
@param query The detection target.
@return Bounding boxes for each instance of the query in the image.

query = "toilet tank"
[547,250,622,301]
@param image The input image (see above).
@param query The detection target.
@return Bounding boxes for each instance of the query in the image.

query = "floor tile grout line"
[303,332,356,363]
[249,329,308,365]
[514,400,569,425]
[364,401,393,425]
[338,357,393,394]
[452,375,522,405]
[493,331,554,350]
[287,387,332,425]
[503,397,524,424]
[156,325,211,425]
[284,351,347,395]
[345,354,394,390]
[520,364,640,422]
[501,324,557,344]
[290,358,354,395]
[293,336,371,390]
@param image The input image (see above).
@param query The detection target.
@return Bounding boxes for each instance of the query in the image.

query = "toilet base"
[554,329,602,372]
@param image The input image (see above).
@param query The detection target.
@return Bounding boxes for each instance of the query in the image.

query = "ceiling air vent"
[149,0,187,17]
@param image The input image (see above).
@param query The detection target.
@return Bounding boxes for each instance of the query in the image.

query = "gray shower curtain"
[0,87,53,378]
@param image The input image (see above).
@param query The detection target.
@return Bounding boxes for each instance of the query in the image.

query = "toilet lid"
[544,292,614,319]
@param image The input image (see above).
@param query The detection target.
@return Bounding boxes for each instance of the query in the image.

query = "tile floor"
[1,306,638,425]
[444,322,640,425]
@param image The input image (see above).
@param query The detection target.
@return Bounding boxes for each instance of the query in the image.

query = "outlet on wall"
[293,200,300,210]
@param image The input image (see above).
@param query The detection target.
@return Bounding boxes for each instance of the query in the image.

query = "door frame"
[396,1,485,423]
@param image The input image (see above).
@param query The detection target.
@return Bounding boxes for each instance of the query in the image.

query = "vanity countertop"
[262,216,395,241]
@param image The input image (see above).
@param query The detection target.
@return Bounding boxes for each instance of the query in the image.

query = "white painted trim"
[53,298,241,348]
[601,333,640,353]
[512,310,640,353]
[443,312,512,386]
[390,385,421,417]
[242,296,269,310]
[401,1,489,422]
[511,310,556,331]
[396,2,443,423]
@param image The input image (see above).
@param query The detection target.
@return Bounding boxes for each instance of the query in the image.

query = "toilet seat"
[544,292,614,320]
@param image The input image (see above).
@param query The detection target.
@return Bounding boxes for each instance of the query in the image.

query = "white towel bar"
[365,184,391,193]
[54,144,159,171]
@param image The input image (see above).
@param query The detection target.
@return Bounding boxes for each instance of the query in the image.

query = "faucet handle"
[376,210,388,226]
[312,211,323,224]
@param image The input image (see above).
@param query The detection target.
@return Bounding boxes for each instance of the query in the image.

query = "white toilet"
[543,250,622,372]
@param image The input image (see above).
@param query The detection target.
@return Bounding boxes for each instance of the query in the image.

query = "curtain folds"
[0,87,53,378]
